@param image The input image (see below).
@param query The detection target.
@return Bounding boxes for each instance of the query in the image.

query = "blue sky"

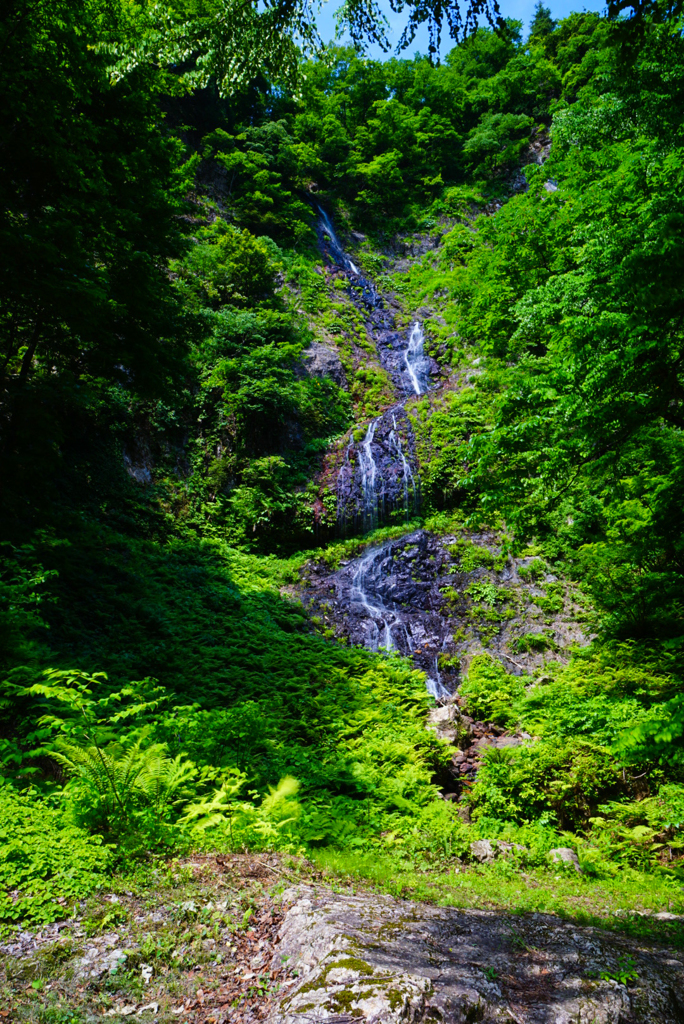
[314,0,605,59]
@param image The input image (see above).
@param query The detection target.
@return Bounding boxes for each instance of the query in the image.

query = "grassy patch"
[311,850,684,946]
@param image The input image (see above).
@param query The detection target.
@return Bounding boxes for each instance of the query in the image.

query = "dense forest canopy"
[1,0,684,952]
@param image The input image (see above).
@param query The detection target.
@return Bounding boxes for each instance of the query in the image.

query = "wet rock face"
[305,530,454,695]
[303,528,585,695]
[302,527,586,790]
[268,887,684,1024]
[336,406,420,534]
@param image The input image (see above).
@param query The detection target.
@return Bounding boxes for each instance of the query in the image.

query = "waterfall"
[311,206,454,702]
[405,321,430,396]
[389,413,416,522]
[346,540,453,700]
[317,206,428,534]
[315,204,377,305]
[426,657,451,702]
[358,419,381,532]
[317,205,360,277]
[350,547,396,652]
[336,438,355,532]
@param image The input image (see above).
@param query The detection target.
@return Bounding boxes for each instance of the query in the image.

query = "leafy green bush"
[460,654,526,725]
[0,783,110,929]
[446,540,493,573]
[587,785,684,869]
[513,631,556,654]
[469,738,621,829]
[517,559,547,583]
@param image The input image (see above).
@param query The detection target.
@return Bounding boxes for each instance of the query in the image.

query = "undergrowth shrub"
[587,784,684,870]
[460,654,527,725]
[184,774,303,851]
[469,738,621,830]
[0,782,110,930]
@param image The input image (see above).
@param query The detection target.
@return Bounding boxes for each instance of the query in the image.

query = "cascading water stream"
[315,208,452,699]
[319,206,431,531]
[358,419,381,532]
[317,205,359,275]
[316,204,379,305]
[350,547,396,652]
[388,413,417,522]
[346,539,452,700]
[336,437,355,532]
[405,321,430,396]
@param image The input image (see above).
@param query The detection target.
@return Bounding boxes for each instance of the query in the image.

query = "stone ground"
[270,886,684,1024]
[3,857,684,1024]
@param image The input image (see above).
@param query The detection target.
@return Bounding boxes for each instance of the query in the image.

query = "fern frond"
[180,772,247,829]
[259,775,300,818]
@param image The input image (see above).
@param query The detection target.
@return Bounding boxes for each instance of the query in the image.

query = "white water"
[350,545,414,655]
[389,412,416,521]
[351,548,395,651]
[318,205,341,249]
[426,656,451,702]
[336,437,354,528]
[317,206,360,277]
[358,419,380,532]
[348,543,451,699]
[405,321,429,395]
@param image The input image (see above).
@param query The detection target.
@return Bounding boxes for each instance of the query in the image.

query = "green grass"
[311,850,684,946]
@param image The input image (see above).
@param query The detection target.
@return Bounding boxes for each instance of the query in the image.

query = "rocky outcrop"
[269,886,684,1024]
[301,342,347,388]
[302,528,585,689]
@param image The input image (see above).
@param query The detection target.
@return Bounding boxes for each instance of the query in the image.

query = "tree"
[101,0,508,85]
[529,1,557,38]
[0,0,189,402]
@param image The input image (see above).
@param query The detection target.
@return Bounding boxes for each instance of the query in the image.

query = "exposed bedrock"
[268,886,684,1024]
[303,529,585,692]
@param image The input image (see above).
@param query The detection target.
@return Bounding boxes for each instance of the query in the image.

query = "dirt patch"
[0,854,301,1024]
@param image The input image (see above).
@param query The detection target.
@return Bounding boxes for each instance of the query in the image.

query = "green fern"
[53,733,198,841]
[182,774,301,851]
[180,769,248,832]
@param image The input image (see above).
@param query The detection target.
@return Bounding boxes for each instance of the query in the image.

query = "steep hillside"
[1,12,684,1022]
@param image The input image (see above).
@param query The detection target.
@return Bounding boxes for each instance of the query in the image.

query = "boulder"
[301,342,347,387]
[469,839,495,863]
[549,847,582,872]
[496,841,528,858]
[426,703,460,745]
